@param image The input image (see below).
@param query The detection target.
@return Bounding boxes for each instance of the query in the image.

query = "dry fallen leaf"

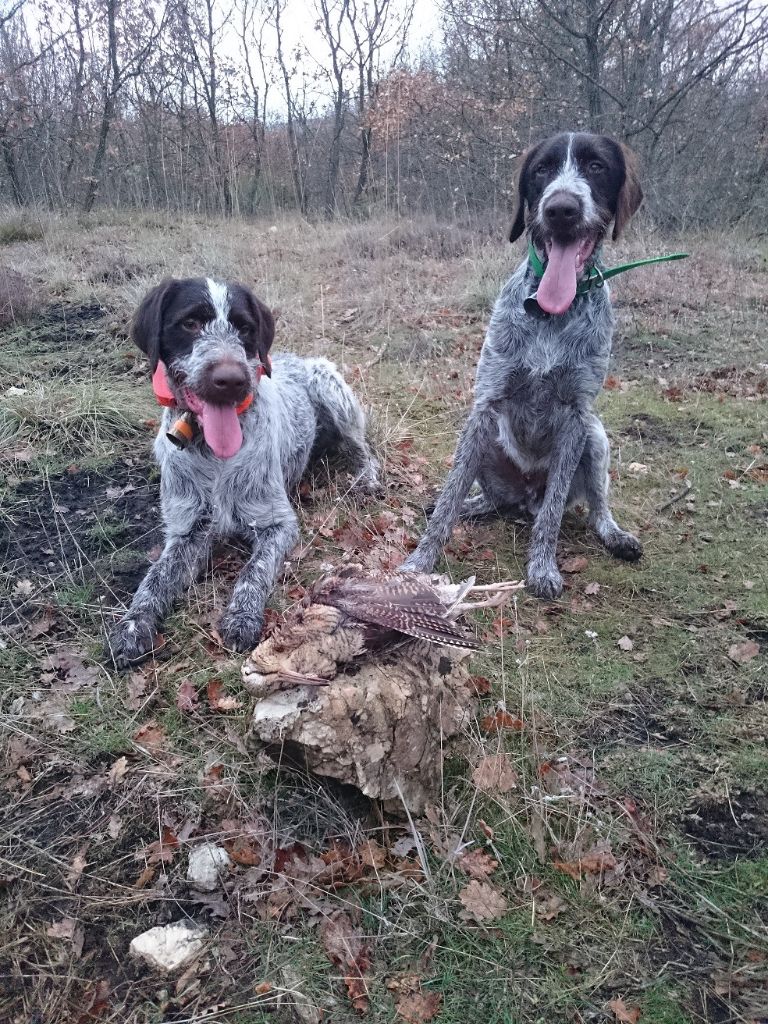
[12,578,34,599]
[320,912,371,1013]
[535,893,566,921]
[207,679,243,712]
[132,720,167,751]
[617,635,634,651]
[728,640,759,665]
[607,996,642,1022]
[139,826,179,865]
[466,674,492,696]
[176,679,199,712]
[108,756,128,787]
[46,917,78,940]
[584,581,601,596]
[458,880,508,922]
[554,843,617,880]
[457,849,499,880]
[359,839,387,870]
[480,710,523,734]
[561,555,589,573]
[124,672,150,711]
[396,990,443,1023]
[471,754,518,795]
[66,846,88,890]
[40,649,100,692]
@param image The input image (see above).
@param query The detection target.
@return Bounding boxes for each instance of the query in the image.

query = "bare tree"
[273,0,310,214]
[346,0,413,205]
[82,0,163,213]
[236,0,271,210]
[316,0,352,217]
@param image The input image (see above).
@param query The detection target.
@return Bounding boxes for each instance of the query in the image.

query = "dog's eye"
[533,163,548,176]
[181,318,201,332]
[589,161,605,173]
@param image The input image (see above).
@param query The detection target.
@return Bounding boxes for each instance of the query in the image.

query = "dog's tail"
[304,357,366,432]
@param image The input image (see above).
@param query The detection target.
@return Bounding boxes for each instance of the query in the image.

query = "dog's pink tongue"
[537,241,581,315]
[198,402,243,459]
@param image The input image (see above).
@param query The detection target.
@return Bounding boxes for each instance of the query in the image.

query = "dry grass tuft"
[0,266,38,326]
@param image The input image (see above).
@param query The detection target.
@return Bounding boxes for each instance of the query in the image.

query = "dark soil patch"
[0,301,136,384]
[3,459,160,606]
[617,412,680,446]
[586,685,694,748]
[685,790,768,859]
[690,365,768,399]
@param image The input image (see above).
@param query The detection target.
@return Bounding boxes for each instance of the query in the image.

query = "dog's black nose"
[544,194,581,229]
[209,363,250,401]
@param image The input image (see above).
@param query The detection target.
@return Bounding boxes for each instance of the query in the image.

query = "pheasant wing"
[321,574,479,650]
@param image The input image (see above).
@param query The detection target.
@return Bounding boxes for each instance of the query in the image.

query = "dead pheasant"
[242,566,523,690]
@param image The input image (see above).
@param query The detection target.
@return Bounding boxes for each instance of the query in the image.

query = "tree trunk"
[82,0,119,213]
[1,132,24,205]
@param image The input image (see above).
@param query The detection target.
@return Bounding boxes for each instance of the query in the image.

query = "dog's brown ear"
[132,278,178,371]
[613,143,643,240]
[509,144,541,243]
[243,289,275,376]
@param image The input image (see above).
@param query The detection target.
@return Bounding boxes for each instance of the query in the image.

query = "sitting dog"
[108,277,379,666]
[403,132,644,597]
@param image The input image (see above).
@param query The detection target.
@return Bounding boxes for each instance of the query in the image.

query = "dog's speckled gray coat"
[108,351,379,665]
[402,258,641,596]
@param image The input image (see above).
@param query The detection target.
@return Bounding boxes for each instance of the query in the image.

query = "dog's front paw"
[218,607,264,653]
[526,560,563,600]
[605,529,643,562]
[107,613,157,668]
[400,546,438,574]
[351,469,384,498]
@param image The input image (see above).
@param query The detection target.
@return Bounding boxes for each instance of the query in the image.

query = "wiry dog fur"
[107,277,379,666]
[402,132,644,597]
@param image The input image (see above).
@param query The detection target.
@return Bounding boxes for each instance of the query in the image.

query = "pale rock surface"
[247,642,476,813]
[186,842,232,892]
[129,920,207,972]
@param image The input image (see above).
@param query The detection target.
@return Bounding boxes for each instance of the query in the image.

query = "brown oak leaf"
[458,880,508,922]
[132,720,167,751]
[176,679,199,712]
[471,754,518,794]
[607,997,641,1022]
[457,849,499,880]
[320,912,371,1013]
[396,990,443,1023]
[561,555,589,573]
[207,679,243,712]
[728,640,759,665]
[480,710,523,734]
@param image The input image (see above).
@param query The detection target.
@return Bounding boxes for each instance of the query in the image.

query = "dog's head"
[509,132,643,315]
[132,277,274,459]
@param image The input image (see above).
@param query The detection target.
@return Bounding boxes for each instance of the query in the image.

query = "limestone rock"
[129,920,207,972]
[186,843,232,892]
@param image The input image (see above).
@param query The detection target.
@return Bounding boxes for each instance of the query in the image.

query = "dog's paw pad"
[526,564,563,600]
[107,616,156,667]
[218,610,264,653]
[607,531,643,562]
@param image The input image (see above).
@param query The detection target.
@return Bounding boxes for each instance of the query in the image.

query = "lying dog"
[403,132,644,597]
[108,277,379,666]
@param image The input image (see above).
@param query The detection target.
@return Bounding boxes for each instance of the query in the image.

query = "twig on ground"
[655,479,692,513]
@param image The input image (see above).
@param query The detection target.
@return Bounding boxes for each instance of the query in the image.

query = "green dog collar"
[527,241,689,296]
